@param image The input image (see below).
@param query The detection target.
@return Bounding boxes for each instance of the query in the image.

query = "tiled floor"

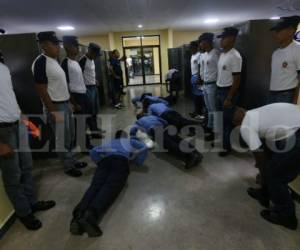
[1,85,300,250]
[128,75,161,85]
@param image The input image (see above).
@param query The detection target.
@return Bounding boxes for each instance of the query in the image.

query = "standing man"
[1,57,55,230]
[32,31,86,177]
[216,27,242,157]
[268,16,300,104]
[233,103,300,230]
[79,43,103,136]
[199,33,220,141]
[189,41,205,120]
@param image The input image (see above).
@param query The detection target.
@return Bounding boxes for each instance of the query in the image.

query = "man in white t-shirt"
[233,103,300,230]
[189,40,205,120]
[216,27,243,157]
[199,33,220,141]
[32,32,86,178]
[269,16,300,104]
[0,59,55,231]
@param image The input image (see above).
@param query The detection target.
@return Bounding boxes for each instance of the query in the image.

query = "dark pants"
[216,87,237,150]
[0,122,36,217]
[75,156,129,218]
[160,110,199,132]
[193,95,205,115]
[268,89,296,104]
[86,86,100,131]
[260,131,300,216]
[111,78,122,105]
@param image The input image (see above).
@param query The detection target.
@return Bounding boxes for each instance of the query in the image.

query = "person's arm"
[132,140,148,166]
[0,142,13,157]
[293,74,300,104]
[130,124,139,137]
[79,57,87,73]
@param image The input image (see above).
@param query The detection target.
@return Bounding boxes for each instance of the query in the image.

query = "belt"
[0,120,19,128]
[52,100,69,104]
[217,86,231,90]
[204,81,216,85]
[269,88,296,93]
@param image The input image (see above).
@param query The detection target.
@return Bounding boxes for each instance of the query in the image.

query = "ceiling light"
[57,26,75,31]
[270,16,280,20]
[138,24,143,28]
[204,18,219,24]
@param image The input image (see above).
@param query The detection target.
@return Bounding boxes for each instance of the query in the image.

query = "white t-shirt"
[0,63,21,122]
[32,54,70,102]
[126,57,133,67]
[240,103,300,151]
[201,49,220,83]
[79,56,96,86]
[270,42,300,91]
[217,48,242,87]
[61,58,87,94]
[191,52,201,76]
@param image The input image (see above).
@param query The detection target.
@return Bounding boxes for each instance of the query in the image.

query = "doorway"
[123,35,162,86]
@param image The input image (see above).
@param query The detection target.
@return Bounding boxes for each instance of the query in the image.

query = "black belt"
[269,88,296,93]
[217,86,231,90]
[52,100,69,104]
[0,120,19,128]
[204,81,216,85]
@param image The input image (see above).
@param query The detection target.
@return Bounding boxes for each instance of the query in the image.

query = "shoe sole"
[78,218,103,237]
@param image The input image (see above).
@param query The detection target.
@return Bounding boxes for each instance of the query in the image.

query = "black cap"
[37,31,61,44]
[217,27,239,38]
[190,40,199,48]
[0,29,5,34]
[270,15,300,31]
[88,43,101,56]
[199,33,215,42]
[63,36,79,46]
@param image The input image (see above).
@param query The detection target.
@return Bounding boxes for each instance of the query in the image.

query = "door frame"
[122,35,162,86]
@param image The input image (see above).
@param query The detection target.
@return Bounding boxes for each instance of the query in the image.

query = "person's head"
[37,31,61,59]
[115,130,128,139]
[87,43,101,60]
[112,49,120,59]
[140,93,152,102]
[63,36,79,58]
[271,16,300,46]
[190,41,199,54]
[218,27,239,51]
[199,33,214,52]
[142,98,151,113]
[233,107,246,126]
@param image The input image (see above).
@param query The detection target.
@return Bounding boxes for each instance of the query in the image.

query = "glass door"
[124,47,143,86]
[142,46,161,84]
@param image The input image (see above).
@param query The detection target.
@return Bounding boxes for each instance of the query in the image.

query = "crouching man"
[233,103,300,230]
[70,130,148,237]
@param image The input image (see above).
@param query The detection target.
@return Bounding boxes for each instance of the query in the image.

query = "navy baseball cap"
[88,43,101,56]
[217,27,239,38]
[270,15,300,31]
[37,31,61,44]
[63,36,79,46]
[199,33,215,42]
[190,40,199,48]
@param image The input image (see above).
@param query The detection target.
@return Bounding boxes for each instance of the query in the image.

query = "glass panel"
[123,37,141,47]
[143,47,161,84]
[142,36,160,46]
[124,48,144,85]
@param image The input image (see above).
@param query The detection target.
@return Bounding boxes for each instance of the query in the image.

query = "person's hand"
[224,99,233,108]
[73,104,82,112]
[51,111,64,123]
[0,143,14,158]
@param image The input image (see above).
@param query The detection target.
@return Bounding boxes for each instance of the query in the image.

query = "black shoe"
[19,214,42,231]
[205,133,215,142]
[260,209,298,230]
[65,168,83,177]
[91,133,104,139]
[189,112,197,118]
[185,152,203,169]
[70,216,84,236]
[247,188,270,208]
[79,210,103,237]
[218,150,231,157]
[32,201,56,213]
[74,161,88,169]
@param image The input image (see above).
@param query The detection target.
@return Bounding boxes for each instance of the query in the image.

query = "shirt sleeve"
[89,146,103,163]
[33,55,48,84]
[61,58,70,84]
[130,124,139,137]
[230,54,242,74]
[131,140,148,166]
[79,57,87,73]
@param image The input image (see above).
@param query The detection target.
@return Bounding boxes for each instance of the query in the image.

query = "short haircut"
[115,130,128,139]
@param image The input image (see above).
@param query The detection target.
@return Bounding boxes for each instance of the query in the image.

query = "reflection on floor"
[1,85,300,250]
[128,75,161,85]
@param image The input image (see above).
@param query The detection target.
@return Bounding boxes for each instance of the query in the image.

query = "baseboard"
[0,212,16,239]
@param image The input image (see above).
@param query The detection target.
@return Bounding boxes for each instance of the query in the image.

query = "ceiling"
[1,0,300,36]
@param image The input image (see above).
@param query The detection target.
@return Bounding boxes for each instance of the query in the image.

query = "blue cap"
[88,43,101,56]
[270,15,300,31]
[199,33,214,42]
[63,36,79,46]
[37,31,61,44]
[217,27,239,39]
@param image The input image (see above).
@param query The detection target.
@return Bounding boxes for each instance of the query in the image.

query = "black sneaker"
[205,133,215,142]
[79,210,103,237]
[218,150,231,157]
[70,216,84,236]
[91,133,104,139]
[19,213,42,231]
[74,161,88,169]
[185,152,203,169]
[247,188,270,208]
[65,168,83,177]
[260,209,298,230]
[32,201,56,213]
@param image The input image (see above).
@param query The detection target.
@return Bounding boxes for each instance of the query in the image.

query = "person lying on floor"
[130,115,202,169]
[233,103,300,230]
[139,101,202,135]
[70,130,148,237]
[132,93,169,108]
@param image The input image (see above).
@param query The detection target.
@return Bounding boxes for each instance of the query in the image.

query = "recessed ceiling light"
[138,24,143,28]
[270,16,280,20]
[204,18,219,24]
[57,26,75,31]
